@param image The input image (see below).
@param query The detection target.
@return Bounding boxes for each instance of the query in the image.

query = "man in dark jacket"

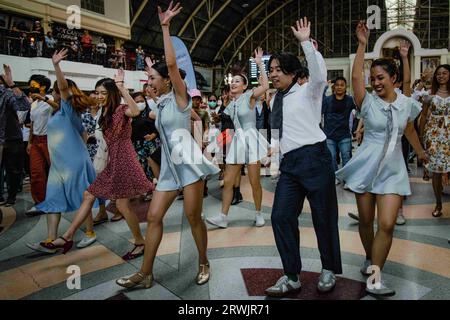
[0,65,31,206]
[321,76,356,187]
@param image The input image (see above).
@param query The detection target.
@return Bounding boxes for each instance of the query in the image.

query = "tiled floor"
[0,166,449,300]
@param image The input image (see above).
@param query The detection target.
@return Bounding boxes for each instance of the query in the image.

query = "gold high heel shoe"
[196,262,210,285]
[116,272,153,289]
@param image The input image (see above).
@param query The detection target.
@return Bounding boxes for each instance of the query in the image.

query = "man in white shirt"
[265,18,342,297]
[26,75,52,216]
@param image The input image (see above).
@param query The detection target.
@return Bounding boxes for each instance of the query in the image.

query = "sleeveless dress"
[155,91,219,191]
[224,90,269,164]
[87,105,152,199]
[423,95,450,173]
[336,92,421,196]
[37,99,96,212]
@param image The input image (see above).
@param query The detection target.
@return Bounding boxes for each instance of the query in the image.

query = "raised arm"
[2,64,30,112]
[251,47,270,101]
[52,49,70,101]
[399,40,411,97]
[158,2,188,111]
[352,21,370,108]
[114,68,140,118]
[291,18,327,98]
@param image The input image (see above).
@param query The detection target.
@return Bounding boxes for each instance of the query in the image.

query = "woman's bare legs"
[355,192,376,259]
[51,190,96,244]
[221,164,243,215]
[116,198,145,245]
[372,194,402,269]
[431,172,443,214]
[46,213,61,241]
[183,180,208,265]
[247,162,262,211]
[139,190,178,276]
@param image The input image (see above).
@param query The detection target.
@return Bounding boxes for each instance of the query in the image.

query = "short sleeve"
[356,91,375,120]
[408,98,422,122]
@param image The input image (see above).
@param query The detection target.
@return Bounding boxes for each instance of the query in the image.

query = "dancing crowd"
[0,2,448,298]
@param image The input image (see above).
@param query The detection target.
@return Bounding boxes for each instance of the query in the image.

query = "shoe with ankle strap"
[116,272,153,289]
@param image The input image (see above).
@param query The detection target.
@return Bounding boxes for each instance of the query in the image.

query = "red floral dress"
[88,105,152,199]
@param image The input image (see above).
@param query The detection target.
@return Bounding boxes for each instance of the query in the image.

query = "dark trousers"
[271,140,342,275]
[1,140,24,201]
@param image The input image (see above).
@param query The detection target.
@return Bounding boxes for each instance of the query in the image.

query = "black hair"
[334,76,347,84]
[269,52,302,82]
[431,64,450,95]
[371,58,399,82]
[151,62,186,80]
[221,85,230,94]
[95,78,122,132]
[297,66,310,79]
[28,74,51,93]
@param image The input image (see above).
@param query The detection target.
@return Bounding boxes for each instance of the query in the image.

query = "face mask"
[208,101,217,108]
[136,102,146,111]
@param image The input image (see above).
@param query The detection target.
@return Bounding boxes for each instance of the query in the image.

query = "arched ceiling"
[129,0,448,68]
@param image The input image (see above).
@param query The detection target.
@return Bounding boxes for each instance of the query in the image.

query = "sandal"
[110,215,124,222]
[432,206,443,218]
[423,170,430,181]
[93,217,109,226]
[122,244,145,261]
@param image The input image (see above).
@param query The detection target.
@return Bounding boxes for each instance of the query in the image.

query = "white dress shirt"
[271,41,328,155]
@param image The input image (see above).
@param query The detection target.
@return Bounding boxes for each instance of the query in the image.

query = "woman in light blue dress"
[336,21,428,297]
[27,48,97,253]
[116,2,219,289]
[206,48,270,230]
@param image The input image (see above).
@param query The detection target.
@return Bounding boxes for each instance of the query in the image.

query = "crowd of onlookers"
[0,20,161,70]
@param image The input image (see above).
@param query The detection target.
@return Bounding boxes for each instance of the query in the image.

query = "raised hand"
[52,48,68,65]
[291,17,311,42]
[114,68,125,88]
[252,47,264,66]
[2,64,14,87]
[144,56,156,76]
[356,20,369,45]
[158,1,182,26]
[399,40,411,59]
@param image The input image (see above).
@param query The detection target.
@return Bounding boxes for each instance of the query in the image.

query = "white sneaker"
[77,235,97,248]
[255,213,265,227]
[360,259,372,276]
[317,269,336,292]
[265,275,301,297]
[335,179,340,185]
[206,215,228,228]
[26,242,56,254]
[343,183,350,190]
[366,280,395,297]
[396,210,406,225]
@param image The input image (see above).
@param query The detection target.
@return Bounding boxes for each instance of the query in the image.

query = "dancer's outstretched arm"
[352,20,370,108]
[158,2,188,111]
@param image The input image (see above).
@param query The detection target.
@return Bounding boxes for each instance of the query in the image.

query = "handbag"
[93,117,109,174]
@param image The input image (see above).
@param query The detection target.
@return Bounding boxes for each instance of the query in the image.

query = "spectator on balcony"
[32,21,45,57]
[44,31,57,57]
[81,30,93,63]
[69,40,80,62]
[96,38,107,66]
[136,45,145,71]
[117,46,127,69]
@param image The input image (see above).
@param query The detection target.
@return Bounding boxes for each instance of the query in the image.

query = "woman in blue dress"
[116,2,219,289]
[336,21,427,296]
[27,48,97,253]
[206,48,269,229]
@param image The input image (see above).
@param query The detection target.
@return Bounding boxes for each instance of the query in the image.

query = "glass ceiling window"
[385,0,417,30]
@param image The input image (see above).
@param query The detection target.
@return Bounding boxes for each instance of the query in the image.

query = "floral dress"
[81,110,99,160]
[424,95,450,173]
[87,105,152,199]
